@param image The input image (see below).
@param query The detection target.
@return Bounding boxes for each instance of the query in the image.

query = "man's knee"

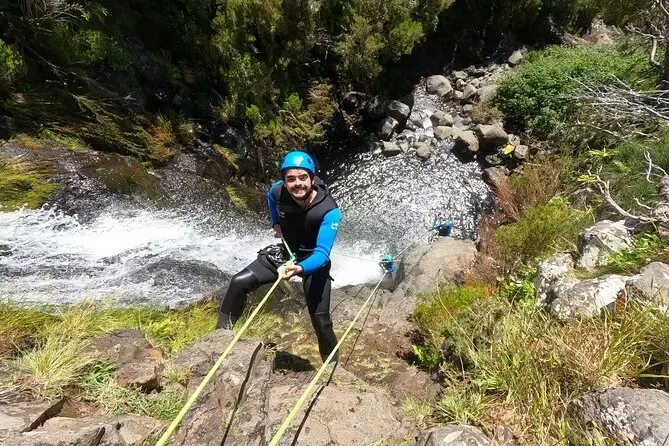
[228,268,259,294]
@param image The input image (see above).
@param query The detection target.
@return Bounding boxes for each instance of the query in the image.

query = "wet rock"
[388,100,411,124]
[508,50,524,66]
[483,153,503,166]
[430,110,454,127]
[434,126,455,140]
[171,333,270,446]
[626,262,669,307]
[548,275,626,321]
[475,124,509,149]
[534,252,575,307]
[570,388,669,446]
[0,391,64,432]
[382,141,402,157]
[415,142,432,161]
[0,244,10,257]
[266,382,405,445]
[453,131,479,155]
[426,75,453,97]
[577,220,632,270]
[378,117,398,141]
[462,84,478,102]
[116,361,160,393]
[417,425,491,445]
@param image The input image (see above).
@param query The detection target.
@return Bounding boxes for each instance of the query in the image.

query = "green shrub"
[492,45,648,137]
[0,39,22,86]
[603,233,668,273]
[494,198,592,267]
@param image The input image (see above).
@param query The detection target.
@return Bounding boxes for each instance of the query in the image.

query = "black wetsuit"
[217,177,340,362]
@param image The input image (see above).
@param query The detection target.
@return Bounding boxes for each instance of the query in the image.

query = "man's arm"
[267,181,283,227]
[297,208,341,274]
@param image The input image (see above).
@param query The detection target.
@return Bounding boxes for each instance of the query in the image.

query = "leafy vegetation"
[491,45,650,137]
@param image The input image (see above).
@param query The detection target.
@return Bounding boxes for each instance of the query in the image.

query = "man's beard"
[289,185,311,200]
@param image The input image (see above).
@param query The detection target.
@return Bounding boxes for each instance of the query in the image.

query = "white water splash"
[0,206,385,307]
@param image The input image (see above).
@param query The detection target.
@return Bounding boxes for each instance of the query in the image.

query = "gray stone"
[430,110,454,127]
[462,84,478,101]
[463,104,474,113]
[426,75,453,97]
[453,70,468,81]
[381,141,402,157]
[570,388,669,446]
[577,220,632,270]
[364,96,388,121]
[82,330,154,365]
[171,336,270,446]
[626,262,669,307]
[548,275,627,321]
[455,78,467,90]
[534,252,575,308]
[475,124,509,148]
[378,117,398,141]
[0,391,64,433]
[453,90,464,100]
[5,426,105,445]
[417,424,491,445]
[266,383,405,446]
[513,144,529,160]
[434,126,455,140]
[415,143,432,161]
[453,131,479,155]
[388,100,411,123]
[398,142,410,152]
[508,50,524,66]
[116,361,160,393]
[39,415,164,446]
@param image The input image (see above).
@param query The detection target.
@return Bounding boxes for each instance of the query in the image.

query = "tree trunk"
[664,38,669,85]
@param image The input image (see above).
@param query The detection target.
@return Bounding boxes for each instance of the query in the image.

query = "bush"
[492,45,648,138]
[494,198,592,267]
[0,39,22,86]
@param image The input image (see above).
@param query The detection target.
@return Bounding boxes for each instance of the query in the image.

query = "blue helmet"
[280,151,315,175]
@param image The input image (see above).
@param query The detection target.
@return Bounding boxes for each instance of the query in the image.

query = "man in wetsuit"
[216,150,342,364]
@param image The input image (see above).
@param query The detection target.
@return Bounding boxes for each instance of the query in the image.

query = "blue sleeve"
[298,208,341,274]
[267,181,283,226]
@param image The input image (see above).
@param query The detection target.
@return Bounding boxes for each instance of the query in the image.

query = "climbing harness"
[154,261,292,446]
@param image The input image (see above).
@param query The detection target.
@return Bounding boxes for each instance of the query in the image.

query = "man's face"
[283,168,313,201]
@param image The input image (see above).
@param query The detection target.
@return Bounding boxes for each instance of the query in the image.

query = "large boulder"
[547,275,626,321]
[570,388,669,445]
[265,382,405,445]
[387,100,411,124]
[508,50,524,66]
[482,167,509,195]
[461,84,478,102]
[426,75,453,98]
[416,425,491,445]
[37,414,164,445]
[169,330,271,446]
[626,262,669,306]
[576,220,632,270]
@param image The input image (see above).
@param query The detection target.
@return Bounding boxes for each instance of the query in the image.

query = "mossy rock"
[79,155,162,200]
[0,158,59,210]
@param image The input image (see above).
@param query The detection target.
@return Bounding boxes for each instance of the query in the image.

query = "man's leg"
[303,264,338,363]
[217,258,278,329]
